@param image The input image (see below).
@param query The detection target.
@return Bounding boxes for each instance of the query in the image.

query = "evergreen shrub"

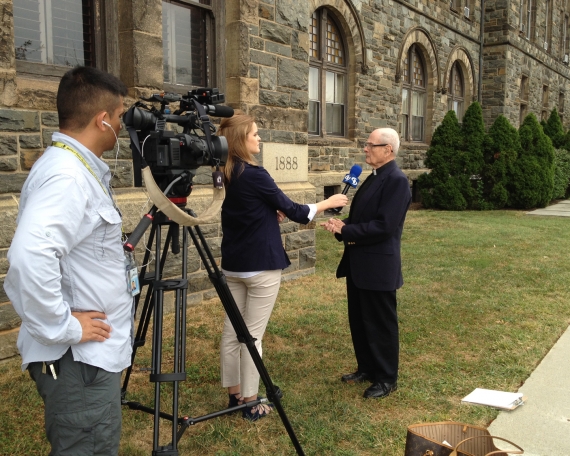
[418,110,467,210]
[509,113,555,208]
[481,116,519,209]
[460,102,486,209]
[553,148,570,199]
[543,108,565,149]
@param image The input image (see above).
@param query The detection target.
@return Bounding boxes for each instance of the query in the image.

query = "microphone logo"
[342,173,360,188]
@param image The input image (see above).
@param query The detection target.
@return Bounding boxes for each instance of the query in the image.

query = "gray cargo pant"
[28,348,122,456]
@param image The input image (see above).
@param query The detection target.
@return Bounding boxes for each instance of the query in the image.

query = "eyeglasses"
[364,143,389,149]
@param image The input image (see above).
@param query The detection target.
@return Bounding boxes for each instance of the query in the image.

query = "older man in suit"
[321,127,411,399]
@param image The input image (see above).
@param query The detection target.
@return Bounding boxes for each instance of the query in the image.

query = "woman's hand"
[326,194,348,210]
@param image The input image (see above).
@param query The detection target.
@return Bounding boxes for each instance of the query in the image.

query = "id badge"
[125,252,140,296]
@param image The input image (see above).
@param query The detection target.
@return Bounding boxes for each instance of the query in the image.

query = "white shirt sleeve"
[306,204,318,221]
[5,174,89,346]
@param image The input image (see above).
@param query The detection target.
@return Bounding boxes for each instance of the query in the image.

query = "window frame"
[545,0,552,53]
[542,85,549,121]
[308,7,348,138]
[559,91,565,124]
[14,0,119,79]
[447,61,465,121]
[401,44,427,143]
[161,0,222,93]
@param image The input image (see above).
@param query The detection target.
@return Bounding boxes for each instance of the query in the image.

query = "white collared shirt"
[4,132,133,372]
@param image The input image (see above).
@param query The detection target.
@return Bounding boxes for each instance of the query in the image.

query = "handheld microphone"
[332,164,362,213]
[340,164,362,195]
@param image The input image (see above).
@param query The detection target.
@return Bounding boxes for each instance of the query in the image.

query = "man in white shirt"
[4,66,132,455]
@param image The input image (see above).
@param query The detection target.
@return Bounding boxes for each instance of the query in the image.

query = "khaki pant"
[220,269,282,397]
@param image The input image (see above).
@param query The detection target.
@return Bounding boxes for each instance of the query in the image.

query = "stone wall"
[481,0,570,127]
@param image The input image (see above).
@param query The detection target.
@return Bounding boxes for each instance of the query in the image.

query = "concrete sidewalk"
[487,325,570,455]
[527,199,570,217]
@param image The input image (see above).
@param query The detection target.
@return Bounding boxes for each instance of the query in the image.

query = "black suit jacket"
[335,160,411,291]
[221,162,310,272]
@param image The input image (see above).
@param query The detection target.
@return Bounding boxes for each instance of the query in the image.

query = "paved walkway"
[487,199,570,455]
[527,199,570,216]
[487,326,570,455]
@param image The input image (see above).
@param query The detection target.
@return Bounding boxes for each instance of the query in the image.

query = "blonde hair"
[217,111,258,183]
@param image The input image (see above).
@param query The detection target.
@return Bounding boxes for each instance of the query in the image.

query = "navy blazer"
[221,162,310,272]
[336,160,411,291]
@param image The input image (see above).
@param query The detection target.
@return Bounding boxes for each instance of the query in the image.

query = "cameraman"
[217,112,348,421]
[4,66,131,455]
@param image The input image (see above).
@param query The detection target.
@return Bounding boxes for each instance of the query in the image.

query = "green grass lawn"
[1,209,569,455]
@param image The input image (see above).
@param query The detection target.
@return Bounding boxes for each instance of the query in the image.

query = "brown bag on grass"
[404,422,523,456]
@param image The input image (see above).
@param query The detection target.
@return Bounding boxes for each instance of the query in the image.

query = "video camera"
[123,88,232,199]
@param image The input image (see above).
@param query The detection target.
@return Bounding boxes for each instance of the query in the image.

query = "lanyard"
[52,141,109,197]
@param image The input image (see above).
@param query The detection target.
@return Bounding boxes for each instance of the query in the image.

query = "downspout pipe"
[479,0,485,103]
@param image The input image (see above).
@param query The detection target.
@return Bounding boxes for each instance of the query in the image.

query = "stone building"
[0,0,569,360]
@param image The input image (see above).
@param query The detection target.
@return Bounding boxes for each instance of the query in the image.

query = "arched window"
[309,8,347,137]
[401,45,426,142]
[448,62,465,120]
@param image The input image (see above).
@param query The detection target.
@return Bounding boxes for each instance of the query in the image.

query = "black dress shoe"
[363,381,398,399]
[341,371,372,384]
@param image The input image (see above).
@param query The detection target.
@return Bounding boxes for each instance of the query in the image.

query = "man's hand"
[277,210,286,223]
[320,218,345,235]
[72,311,112,343]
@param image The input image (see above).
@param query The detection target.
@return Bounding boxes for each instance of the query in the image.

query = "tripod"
[121,208,305,455]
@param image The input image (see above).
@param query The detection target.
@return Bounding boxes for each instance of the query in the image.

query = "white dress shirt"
[4,132,133,372]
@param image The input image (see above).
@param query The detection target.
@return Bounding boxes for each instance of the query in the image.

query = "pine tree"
[543,108,565,149]
[418,110,467,210]
[481,115,519,209]
[509,113,555,208]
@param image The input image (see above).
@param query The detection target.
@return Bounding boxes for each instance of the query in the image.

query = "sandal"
[242,396,274,422]
[228,392,243,410]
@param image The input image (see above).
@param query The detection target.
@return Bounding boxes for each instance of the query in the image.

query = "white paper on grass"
[461,388,525,410]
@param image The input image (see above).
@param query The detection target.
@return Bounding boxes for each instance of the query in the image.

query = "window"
[450,0,469,17]
[162,0,214,87]
[542,85,549,121]
[545,0,552,52]
[560,11,570,65]
[13,0,95,67]
[561,13,568,59]
[309,8,347,137]
[401,45,426,142]
[559,92,565,124]
[520,75,529,126]
[520,0,535,41]
[448,62,465,121]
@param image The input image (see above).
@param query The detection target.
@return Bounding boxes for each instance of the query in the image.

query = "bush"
[543,108,565,149]
[509,113,555,208]
[460,102,486,209]
[553,148,570,199]
[481,116,519,209]
[418,110,467,210]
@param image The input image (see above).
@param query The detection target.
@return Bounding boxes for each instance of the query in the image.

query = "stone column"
[0,0,17,107]
[118,0,164,99]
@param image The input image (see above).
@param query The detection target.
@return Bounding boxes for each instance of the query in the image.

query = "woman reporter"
[218,112,347,421]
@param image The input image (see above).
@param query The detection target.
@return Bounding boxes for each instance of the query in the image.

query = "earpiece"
[102,121,111,128]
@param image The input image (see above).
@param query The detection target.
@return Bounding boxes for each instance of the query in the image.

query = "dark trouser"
[346,274,399,384]
[28,348,122,456]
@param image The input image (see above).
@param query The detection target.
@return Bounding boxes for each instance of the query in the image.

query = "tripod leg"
[186,225,306,456]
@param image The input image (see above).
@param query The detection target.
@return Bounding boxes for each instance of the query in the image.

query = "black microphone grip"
[123,207,157,252]
[331,184,352,213]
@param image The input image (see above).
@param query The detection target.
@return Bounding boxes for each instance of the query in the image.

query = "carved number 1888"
[275,156,298,170]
